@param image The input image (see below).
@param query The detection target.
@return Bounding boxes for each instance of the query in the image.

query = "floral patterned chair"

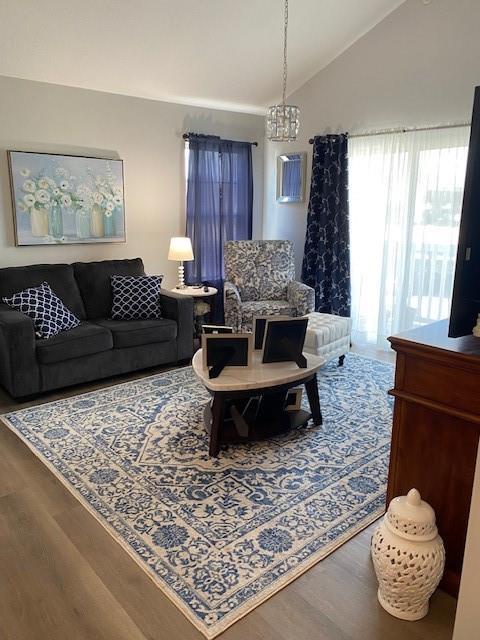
[223,240,315,331]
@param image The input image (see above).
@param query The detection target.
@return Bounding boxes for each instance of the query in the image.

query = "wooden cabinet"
[388,320,480,597]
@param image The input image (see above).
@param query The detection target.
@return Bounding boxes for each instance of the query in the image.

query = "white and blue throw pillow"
[2,281,80,339]
[111,275,163,320]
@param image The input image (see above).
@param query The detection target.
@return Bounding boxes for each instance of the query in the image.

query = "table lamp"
[168,237,194,289]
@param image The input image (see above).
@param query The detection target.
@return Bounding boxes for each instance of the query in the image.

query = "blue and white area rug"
[2,354,393,638]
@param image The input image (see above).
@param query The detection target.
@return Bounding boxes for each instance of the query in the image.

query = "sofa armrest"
[224,281,242,331]
[160,290,193,361]
[287,281,315,316]
[0,303,40,397]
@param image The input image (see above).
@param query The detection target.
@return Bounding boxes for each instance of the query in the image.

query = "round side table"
[171,286,218,336]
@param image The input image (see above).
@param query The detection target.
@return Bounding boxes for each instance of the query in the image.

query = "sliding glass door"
[349,126,469,348]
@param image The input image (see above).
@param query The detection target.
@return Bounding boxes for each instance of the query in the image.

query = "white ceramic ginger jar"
[371,488,445,621]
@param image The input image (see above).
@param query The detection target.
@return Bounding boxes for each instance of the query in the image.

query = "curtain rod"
[308,122,470,144]
[182,133,258,146]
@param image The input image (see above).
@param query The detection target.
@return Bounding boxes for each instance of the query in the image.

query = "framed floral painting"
[7,150,126,245]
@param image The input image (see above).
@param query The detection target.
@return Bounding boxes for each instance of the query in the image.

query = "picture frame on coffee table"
[201,333,253,371]
[253,315,291,350]
[202,325,234,335]
[262,317,308,366]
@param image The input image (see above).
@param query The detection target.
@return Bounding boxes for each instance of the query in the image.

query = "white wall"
[453,443,480,640]
[263,0,480,275]
[0,76,264,288]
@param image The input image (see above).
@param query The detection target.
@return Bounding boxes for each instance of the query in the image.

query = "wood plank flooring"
[0,349,456,640]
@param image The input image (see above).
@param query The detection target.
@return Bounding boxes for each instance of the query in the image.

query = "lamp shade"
[168,237,194,261]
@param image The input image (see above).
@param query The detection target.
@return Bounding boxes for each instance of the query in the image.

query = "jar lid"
[385,488,438,541]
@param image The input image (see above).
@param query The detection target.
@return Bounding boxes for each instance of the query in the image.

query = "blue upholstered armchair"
[223,240,315,331]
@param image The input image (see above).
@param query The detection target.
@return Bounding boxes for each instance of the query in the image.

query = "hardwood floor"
[0,350,455,640]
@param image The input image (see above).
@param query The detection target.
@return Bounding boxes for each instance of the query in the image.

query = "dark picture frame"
[262,317,308,366]
[201,333,253,373]
[253,315,290,350]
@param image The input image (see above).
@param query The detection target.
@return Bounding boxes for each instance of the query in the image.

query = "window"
[349,126,470,347]
[184,135,253,320]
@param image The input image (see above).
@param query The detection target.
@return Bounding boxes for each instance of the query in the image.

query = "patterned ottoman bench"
[303,312,352,366]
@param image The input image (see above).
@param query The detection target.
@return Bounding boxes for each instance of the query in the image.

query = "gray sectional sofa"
[0,258,193,399]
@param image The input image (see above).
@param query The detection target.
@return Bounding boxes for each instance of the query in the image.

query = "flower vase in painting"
[104,212,114,237]
[89,167,124,238]
[113,207,123,236]
[30,209,49,237]
[48,203,64,238]
[90,204,105,238]
[75,208,91,239]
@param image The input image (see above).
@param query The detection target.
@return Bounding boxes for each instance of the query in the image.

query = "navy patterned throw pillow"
[2,281,80,339]
[111,275,163,320]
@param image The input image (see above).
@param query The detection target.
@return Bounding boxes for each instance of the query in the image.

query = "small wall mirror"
[276,152,307,203]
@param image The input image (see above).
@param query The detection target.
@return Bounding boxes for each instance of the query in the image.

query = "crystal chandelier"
[266,0,300,142]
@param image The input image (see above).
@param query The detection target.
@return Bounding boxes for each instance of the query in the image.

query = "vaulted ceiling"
[0,0,405,113]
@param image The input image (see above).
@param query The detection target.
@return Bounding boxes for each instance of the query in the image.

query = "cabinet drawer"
[402,354,480,415]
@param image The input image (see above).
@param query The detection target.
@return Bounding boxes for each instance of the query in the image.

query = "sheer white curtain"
[349,126,470,348]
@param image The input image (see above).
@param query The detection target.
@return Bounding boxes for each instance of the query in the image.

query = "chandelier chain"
[266,0,299,141]
[282,0,288,105]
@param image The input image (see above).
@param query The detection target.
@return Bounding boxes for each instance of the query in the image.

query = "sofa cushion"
[36,322,113,364]
[73,258,145,319]
[0,263,86,319]
[111,275,163,320]
[95,318,177,348]
[3,281,81,339]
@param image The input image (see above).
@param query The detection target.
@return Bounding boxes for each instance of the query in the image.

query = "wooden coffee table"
[192,349,325,456]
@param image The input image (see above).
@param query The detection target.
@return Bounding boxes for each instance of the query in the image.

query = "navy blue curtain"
[301,134,351,316]
[185,134,253,321]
